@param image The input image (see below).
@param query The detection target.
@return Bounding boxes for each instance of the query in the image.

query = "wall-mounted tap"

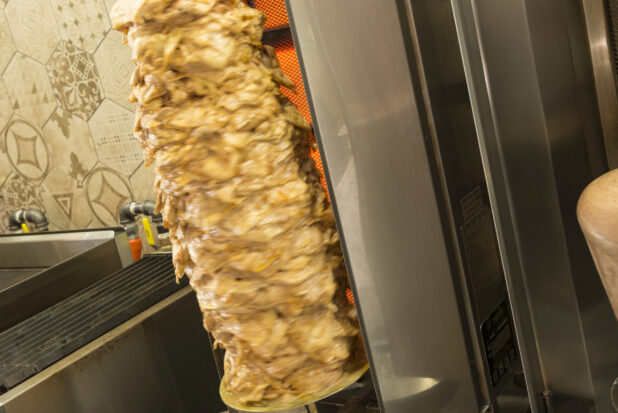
[119,200,171,260]
[8,209,49,233]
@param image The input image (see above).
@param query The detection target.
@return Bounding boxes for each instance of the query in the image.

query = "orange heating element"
[252,0,329,195]
[255,0,351,304]
[254,0,290,30]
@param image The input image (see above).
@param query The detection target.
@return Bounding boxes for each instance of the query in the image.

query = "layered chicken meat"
[111,0,365,405]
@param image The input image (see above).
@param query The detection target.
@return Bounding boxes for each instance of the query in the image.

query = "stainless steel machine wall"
[288,0,618,411]
[286,1,481,412]
[451,0,618,411]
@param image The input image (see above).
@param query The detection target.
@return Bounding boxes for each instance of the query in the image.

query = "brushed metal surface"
[286,1,480,411]
[451,0,618,411]
[0,229,132,332]
[0,229,118,268]
[401,0,526,409]
[0,287,224,413]
[582,0,618,168]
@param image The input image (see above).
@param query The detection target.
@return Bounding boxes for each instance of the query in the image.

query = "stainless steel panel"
[561,1,609,177]
[451,0,618,411]
[0,229,120,268]
[0,287,224,413]
[0,269,42,293]
[582,0,618,168]
[401,1,527,408]
[0,229,133,331]
[286,1,480,411]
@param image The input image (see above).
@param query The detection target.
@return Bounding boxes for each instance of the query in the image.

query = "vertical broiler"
[94,0,618,412]
[283,0,618,412]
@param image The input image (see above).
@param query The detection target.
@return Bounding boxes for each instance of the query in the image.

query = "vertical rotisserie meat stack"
[111,0,366,407]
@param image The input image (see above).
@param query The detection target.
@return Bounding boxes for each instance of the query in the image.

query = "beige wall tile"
[89,99,142,176]
[94,31,134,111]
[130,162,157,203]
[3,115,51,183]
[86,219,101,228]
[103,0,116,16]
[47,41,104,120]
[0,0,148,235]
[48,222,61,232]
[50,0,111,53]
[41,167,92,229]
[0,172,45,218]
[3,53,57,127]
[0,144,11,188]
[0,0,146,234]
[4,0,60,63]
[0,80,12,132]
[0,11,15,73]
[85,165,133,226]
[43,108,98,183]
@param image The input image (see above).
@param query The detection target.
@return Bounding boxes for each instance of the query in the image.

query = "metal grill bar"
[0,254,186,392]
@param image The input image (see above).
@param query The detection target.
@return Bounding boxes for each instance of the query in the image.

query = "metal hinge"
[542,390,555,413]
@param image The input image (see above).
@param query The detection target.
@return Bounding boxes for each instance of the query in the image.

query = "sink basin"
[0,228,132,332]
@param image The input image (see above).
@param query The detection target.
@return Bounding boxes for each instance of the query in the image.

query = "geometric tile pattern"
[41,167,92,229]
[0,80,13,132]
[50,0,110,53]
[85,165,132,226]
[89,99,143,176]
[0,12,15,73]
[47,41,104,120]
[94,31,135,111]
[0,144,11,188]
[43,108,98,183]
[2,54,57,127]
[4,0,60,64]
[0,2,155,234]
[0,172,46,216]
[130,162,157,202]
[4,116,50,182]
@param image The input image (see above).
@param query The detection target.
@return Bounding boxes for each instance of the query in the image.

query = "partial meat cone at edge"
[111,0,366,405]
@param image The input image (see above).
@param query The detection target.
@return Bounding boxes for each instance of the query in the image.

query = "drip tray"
[0,254,186,392]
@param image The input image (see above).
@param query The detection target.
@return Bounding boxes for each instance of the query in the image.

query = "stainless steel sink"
[0,229,133,332]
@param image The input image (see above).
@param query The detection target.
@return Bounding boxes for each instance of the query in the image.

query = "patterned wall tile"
[0,190,7,233]
[130,162,157,202]
[41,167,92,229]
[4,0,60,63]
[48,223,62,232]
[103,0,116,16]
[0,172,46,218]
[50,0,110,53]
[94,31,134,111]
[47,42,103,120]
[0,80,12,133]
[0,143,11,188]
[86,220,98,229]
[43,108,98,183]
[4,115,51,182]
[85,165,132,226]
[0,11,15,73]
[3,54,57,127]
[89,99,142,176]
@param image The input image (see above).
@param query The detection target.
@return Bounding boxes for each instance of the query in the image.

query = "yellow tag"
[21,223,29,233]
[142,217,156,246]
